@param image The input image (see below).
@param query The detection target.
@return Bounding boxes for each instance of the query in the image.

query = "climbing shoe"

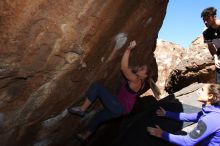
[68,106,85,117]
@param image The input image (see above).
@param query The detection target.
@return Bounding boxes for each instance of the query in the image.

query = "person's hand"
[127,40,136,50]
[214,55,220,69]
[146,125,163,138]
[156,107,166,117]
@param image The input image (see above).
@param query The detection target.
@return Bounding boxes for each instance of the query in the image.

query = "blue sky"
[158,0,220,48]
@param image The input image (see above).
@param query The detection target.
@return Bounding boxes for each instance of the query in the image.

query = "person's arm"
[147,113,219,146]
[120,40,139,83]
[203,29,218,56]
[207,43,218,56]
[207,43,220,69]
[162,114,218,146]
[166,111,203,122]
[156,107,203,122]
[203,30,220,68]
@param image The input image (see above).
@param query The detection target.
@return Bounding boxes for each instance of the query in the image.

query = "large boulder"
[165,35,215,94]
[0,0,168,145]
[154,39,185,96]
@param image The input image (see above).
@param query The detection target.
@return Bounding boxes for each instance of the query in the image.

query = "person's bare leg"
[80,98,91,112]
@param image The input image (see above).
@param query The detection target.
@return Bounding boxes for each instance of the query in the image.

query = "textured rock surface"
[165,35,215,94]
[0,0,168,145]
[155,39,185,96]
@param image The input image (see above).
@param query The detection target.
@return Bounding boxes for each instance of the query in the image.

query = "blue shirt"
[162,105,220,146]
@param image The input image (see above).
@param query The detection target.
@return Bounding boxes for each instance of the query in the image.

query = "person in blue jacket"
[147,83,220,146]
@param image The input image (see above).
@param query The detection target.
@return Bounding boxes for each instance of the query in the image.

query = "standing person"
[68,40,155,142]
[201,7,220,83]
[147,83,220,146]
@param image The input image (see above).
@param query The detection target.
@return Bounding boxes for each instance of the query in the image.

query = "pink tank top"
[116,82,139,115]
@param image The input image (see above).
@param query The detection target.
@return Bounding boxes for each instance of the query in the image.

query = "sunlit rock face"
[0,0,168,145]
[165,35,215,94]
[154,39,185,96]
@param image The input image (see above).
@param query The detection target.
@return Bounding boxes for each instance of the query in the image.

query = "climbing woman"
[68,40,158,142]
